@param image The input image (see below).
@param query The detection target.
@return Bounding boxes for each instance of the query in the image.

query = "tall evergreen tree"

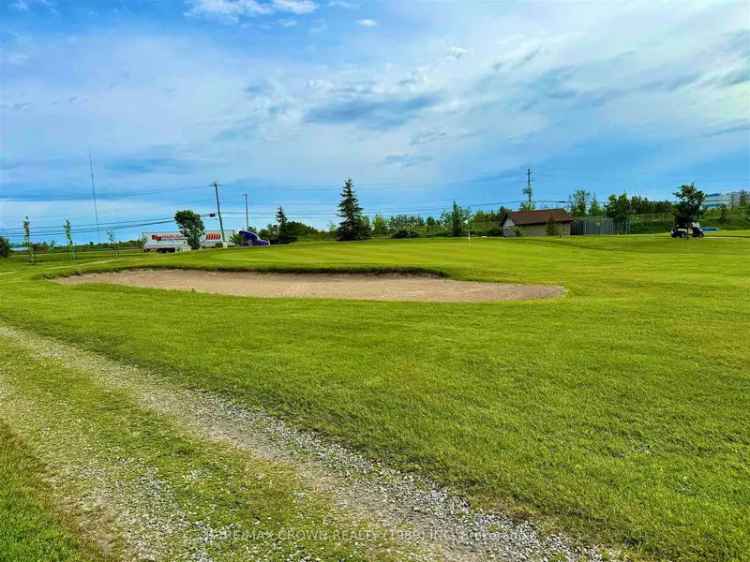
[336,178,370,241]
[451,201,464,236]
[275,206,296,244]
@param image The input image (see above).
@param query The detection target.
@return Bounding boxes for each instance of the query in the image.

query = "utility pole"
[88,150,101,242]
[243,193,249,231]
[522,167,534,210]
[212,181,226,244]
[526,167,533,205]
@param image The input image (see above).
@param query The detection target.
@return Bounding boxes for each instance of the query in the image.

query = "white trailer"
[143,230,237,252]
[142,232,191,253]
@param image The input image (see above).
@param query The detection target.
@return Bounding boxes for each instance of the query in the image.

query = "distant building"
[704,191,747,209]
[502,209,573,237]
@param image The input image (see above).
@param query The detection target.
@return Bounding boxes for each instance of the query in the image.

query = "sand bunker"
[56,269,564,303]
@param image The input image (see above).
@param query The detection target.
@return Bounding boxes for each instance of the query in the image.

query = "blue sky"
[1,0,749,243]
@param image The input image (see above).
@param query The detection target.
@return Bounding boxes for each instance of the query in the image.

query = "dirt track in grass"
[0,323,608,562]
[55,269,565,302]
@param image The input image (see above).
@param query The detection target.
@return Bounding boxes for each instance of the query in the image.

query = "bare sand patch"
[55,269,564,302]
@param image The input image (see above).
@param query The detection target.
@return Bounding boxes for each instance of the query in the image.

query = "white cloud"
[278,18,297,27]
[11,0,54,12]
[273,0,317,14]
[357,18,377,28]
[447,46,468,60]
[382,153,433,168]
[186,0,272,21]
[328,0,357,8]
[185,0,317,22]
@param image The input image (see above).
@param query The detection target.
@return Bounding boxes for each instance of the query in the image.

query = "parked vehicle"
[143,232,191,253]
[143,231,239,252]
[238,230,270,247]
[671,223,704,239]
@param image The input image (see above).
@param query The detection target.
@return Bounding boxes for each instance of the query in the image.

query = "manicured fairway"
[1,235,748,561]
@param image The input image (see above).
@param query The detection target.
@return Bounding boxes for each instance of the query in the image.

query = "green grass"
[0,423,102,562]
[705,228,750,238]
[1,235,749,561]
[0,335,410,561]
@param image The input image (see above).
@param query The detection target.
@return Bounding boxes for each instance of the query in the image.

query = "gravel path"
[55,269,565,302]
[0,323,613,562]
[0,381,216,562]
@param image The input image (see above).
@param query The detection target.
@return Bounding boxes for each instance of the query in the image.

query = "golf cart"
[671,221,704,239]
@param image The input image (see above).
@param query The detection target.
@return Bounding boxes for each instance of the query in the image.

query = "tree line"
[3,181,749,260]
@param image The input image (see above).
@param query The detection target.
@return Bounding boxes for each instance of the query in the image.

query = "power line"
[0,212,222,238]
[0,216,177,235]
[1,199,574,236]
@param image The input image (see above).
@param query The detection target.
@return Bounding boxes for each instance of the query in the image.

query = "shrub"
[391,230,419,239]
[270,236,297,245]
[0,236,10,258]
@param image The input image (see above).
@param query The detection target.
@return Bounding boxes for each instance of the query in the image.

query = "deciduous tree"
[442,201,470,237]
[64,219,76,260]
[174,210,205,250]
[568,189,590,217]
[673,183,705,228]
[605,194,632,223]
[23,216,34,264]
[372,214,388,236]
[589,195,604,216]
